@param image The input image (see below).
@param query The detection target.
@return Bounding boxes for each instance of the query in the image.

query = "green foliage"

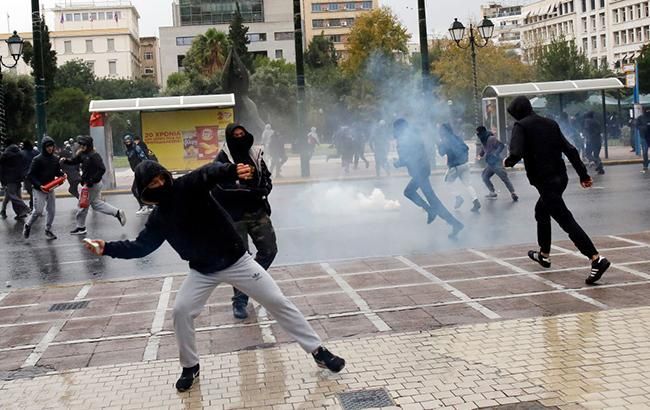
[184,29,230,77]
[55,60,96,94]
[250,57,297,135]
[163,71,221,96]
[2,74,35,142]
[47,87,90,144]
[228,3,253,72]
[535,36,596,81]
[92,78,159,100]
[30,18,57,98]
[305,34,338,69]
[21,41,33,66]
[637,43,650,94]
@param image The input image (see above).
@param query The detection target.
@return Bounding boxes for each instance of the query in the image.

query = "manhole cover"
[48,301,89,312]
[481,401,559,409]
[338,388,394,410]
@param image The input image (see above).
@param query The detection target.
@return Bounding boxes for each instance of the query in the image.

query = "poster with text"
[141,108,234,171]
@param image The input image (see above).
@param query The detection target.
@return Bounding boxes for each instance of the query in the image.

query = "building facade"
[159,0,296,87]
[139,36,162,85]
[480,3,524,55]
[519,0,650,69]
[50,0,142,79]
[302,0,379,56]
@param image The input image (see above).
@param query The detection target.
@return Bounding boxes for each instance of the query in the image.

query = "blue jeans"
[642,138,649,170]
[404,174,461,227]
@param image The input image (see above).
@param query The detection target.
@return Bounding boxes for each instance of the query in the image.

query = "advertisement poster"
[141,108,233,171]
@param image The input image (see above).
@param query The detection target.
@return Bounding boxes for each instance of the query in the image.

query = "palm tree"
[186,28,230,77]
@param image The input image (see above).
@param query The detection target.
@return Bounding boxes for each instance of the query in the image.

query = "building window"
[98,12,105,20]
[600,34,606,48]
[581,0,586,13]
[176,36,194,46]
[313,19,324,28]
[65,13,73,22]
[361,1,372,9]
[275,49,283,59]
[64,40,72,53]
[107,38,115,51]
[591,36,597,49]
[74,13,81,21]
[345,2,356,10]
[614,31,620,45]
[329,35,342,43]
[645,3,650,18]
[582,37,588,51]
[645,26,650,42]
[590,15,595,30]
[90,12,97,22]
[86,39,94,53]
[177,55,185,71]
[106,11,113,21]
[637,27,643,42]
[144,67,155,75]
[328,3,339,11]
[328,19,341,27]
[599,13,605,29]
[82,12,89,21]
[144,51,153,60]
[622,30,627,44]
[312,4,322,12]
[582,17,587,32]
[599,0,604,8]
[87,61,94,72]
[636,4,642,19]
[274,32,294,41]
[590,0,595,11]
[108,60,117,75]
[247,33,267,42]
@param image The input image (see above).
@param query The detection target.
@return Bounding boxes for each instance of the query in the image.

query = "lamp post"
[0,31,25,149]
[448,17,494,126]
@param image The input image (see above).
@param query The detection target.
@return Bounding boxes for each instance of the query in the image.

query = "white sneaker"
[116,209,127,226]
[135,206,146,215]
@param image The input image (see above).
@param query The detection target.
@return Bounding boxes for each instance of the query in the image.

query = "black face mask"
[143,183,173,204]
[226,132,254,156]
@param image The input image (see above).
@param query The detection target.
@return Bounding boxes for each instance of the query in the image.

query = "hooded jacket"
[394,122,431,178]
[213,124,273,220]
[437,124,469,168]
[124,135,149,171]
[62,136,106,187]
[582,111,601,143]
[20,142,39,177]
[504,96,589,186]
[103,160,247,274]
[477,127,506,167]
[0,144,25,184]
[27,137,64,190]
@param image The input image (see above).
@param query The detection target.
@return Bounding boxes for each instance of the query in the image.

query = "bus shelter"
[481,78,624,158]
[88,94,235,188]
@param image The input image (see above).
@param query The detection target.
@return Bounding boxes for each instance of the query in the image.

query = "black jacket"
[27,137,64,190]
[20,145,39,178]
[505,96,589,186]
[62,137,105,187]
[395,133,430,178]
[583,112,601,143]
[213,125,273,221]
[103,161,247,274]
[0,144,25,184]
[125,143,148,171]
[438,127,469,168]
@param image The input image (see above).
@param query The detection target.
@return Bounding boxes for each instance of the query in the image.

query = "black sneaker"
[70,227,87,235]
[22,224,31,239]
[175,364,200,392]
[528,250,551,268]
[511,193,519,202]
[470,199,481,213]
[232,304,248,319]
[0,210,6,219]
[586,257,610,285]
[454,195,464,210]
[312,346,345,373]
[116,209,127,227]
[448,222,464,239]
[45,230,57,240]
[14,214,27,220]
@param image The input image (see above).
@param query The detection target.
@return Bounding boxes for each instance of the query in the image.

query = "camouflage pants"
[232,209,278,306]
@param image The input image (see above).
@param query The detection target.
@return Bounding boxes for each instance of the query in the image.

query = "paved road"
[1,164,649,288]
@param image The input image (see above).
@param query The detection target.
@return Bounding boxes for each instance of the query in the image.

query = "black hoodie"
[213,124,273,220]
[27,137,64,190]
[504,95,589,186]
[61,136,106,187]
[103,160,247,274]
[0,143,25,184]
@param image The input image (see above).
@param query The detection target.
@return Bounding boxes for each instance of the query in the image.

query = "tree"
[92,78,159,100]
[184,29,230,77]
[249,57,297,136]
[47,87,90,144]
[228,3,253,72]
[535,35,594,81]
[30,18,57,98]
[163,71,221,96]
[305,34,338,69]
[21,41,33,66]
[2,74,35,143]
[55,60,96,95]
[636,43,650,94]
[342,7,410,74]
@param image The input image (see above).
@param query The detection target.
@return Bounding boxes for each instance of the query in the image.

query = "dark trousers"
[642,138,650,170]
[482,165,515,194]
[68,178,81,199]
[534,176,597,258]
[131,179,143,207]
[586,139,603,172]
[404,174,460,227]
[1,182,29,217]
[231,209,278,306]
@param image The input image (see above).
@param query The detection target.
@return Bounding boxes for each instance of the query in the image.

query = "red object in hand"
[42,175,67,192]
[79,186,90,208]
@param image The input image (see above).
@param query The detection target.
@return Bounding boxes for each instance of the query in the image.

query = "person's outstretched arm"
[504,123,524,167]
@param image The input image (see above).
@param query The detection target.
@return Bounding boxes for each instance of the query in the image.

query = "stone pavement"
[2,231,650,408]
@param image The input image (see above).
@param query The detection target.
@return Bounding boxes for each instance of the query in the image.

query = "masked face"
[142,174,173,205]
[227,127,254,154]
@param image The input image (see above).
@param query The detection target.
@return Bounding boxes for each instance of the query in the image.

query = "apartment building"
[140,36,162,85]
[481,3,524,55]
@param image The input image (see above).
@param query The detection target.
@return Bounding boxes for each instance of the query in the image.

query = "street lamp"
[448,18,494,126]
[0,31,25,147]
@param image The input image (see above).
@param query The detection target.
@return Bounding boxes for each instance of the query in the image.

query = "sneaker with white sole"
[175,364,200,392]
[45,230,57,240]
[586,256,610,285]
[528,250,551,268]
[312,346,345,373]
[135,206,147,215]
[70,227,87,235]
[116,209,127,226]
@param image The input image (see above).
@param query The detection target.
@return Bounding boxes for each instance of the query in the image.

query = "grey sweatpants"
[173,253,321,368]
[75,183,119,228]
[1,182,29,217]
[445,163,478,201]
[26,190,56,230]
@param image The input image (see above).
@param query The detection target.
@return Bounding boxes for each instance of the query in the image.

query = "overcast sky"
[0,1,531,39]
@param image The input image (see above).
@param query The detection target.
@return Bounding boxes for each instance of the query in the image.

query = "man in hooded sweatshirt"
[123,134,152,215]
[504,95,610,285]
[393,118,464,238]
[20,140,39,210]
[476,126,518,201]
[0,139,31,220]
[438,123,481,212]
[23,136,64,240]
[583,111,605,175]
[213,123,277,320]
[82,160,345,392]
[61,136,127,235]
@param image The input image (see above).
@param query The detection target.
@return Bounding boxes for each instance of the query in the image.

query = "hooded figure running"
[393,118,464,238]
[82,160,345,393]
[504,95,610,285]
[213,123,277,320]
[123,134,153,215]
[438,123,481,212]
[476,126,518,202]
